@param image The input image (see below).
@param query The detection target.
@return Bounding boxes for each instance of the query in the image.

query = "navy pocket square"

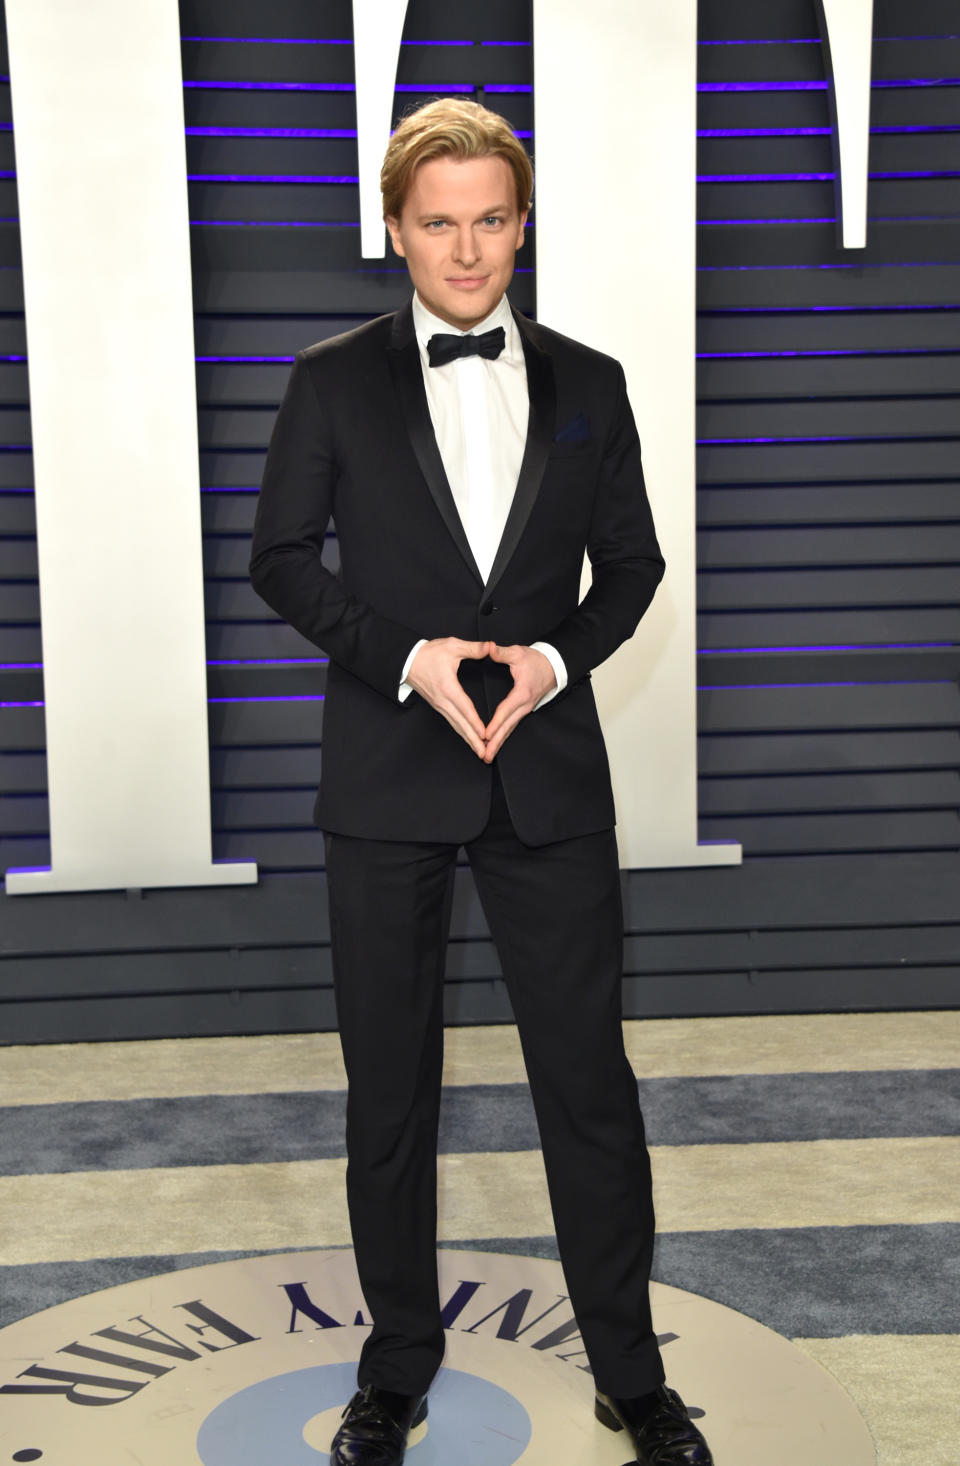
[553,412,592,446]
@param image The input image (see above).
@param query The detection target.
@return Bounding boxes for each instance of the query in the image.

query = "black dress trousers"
[323,770,665,1399]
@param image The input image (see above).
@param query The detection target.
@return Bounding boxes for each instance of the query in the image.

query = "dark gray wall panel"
[697,482,960,527]
[0,0,958,1038]
[699,729,960,775]
[697,607,960,647]
[697,265,960,311]
[698,525,960,568]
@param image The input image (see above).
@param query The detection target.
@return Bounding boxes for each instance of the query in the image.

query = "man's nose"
[452,227,479,265]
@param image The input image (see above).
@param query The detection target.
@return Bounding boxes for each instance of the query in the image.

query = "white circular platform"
[0,1249,876,1464]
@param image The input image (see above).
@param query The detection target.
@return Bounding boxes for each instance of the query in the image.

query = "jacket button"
[480,604,497,616]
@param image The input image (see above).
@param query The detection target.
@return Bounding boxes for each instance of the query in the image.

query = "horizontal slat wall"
[0,0,958,1041]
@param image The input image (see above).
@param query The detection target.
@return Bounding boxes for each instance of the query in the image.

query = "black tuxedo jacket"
[249,300,664,846]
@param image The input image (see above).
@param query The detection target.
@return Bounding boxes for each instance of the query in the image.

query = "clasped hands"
[406,638,556,761]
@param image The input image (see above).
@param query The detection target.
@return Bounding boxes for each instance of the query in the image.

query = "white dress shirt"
[399,292,567,706]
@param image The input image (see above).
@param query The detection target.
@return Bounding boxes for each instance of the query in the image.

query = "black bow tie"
[427,326,506,368]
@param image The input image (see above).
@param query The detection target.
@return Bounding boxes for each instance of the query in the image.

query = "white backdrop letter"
[817,0,875,249]
[533,0,739,867]
[4,0,256,894]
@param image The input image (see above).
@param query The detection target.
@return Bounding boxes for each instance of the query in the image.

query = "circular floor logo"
[0,1250,875,1465]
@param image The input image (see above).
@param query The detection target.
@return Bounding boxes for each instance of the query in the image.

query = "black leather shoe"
[329,1384,428,1466]
[595,1386,714,1465]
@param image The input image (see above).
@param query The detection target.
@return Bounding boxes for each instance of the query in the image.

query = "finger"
[456,639,492,660]
[441,700,488,757]
[483,704,527,761]
[484,687,528,741]
[429,675,487,738]
[443,682,487,740]
[445,712,486,758]
[487,642,520,664]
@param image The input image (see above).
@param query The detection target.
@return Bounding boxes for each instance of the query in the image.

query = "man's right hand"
[406,638,490,758]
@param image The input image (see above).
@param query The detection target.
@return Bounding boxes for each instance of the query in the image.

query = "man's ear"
[515,210,529,251]
[385,216,406,258]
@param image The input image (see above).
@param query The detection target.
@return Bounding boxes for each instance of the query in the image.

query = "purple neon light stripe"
[182,35,350,43]
[701,126,831,138]
[700,172,835,182]
[698,433,960,444]
[181,81,473,94]
[208,657,327,667]
[697,347,956,358]
[699,216,839,226]
[699,260,960,271]
[699,81,827,92]
[872,170,960,179]
[871,124,960,134]
[196,354,295,362]
[0,700,43,708]
[484,85,532,93]
[183,80,354,91]
[191,219,360,227]
[699,642,957,654]
[181,36,475,46]
[187,173,359,183]
[209,694,324,703]
[709,304,960,316]
[700,679,954,690]
[874,77,960,87]
[699,37,819,46]
[187,126,357,138]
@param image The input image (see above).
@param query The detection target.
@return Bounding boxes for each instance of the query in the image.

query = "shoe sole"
[594,1397,624,1432]
[411,1399,428,1430]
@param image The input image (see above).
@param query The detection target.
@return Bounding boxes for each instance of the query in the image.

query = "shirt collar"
[412,293,520,362]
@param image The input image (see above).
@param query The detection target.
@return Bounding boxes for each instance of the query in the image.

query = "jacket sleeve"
[249,352,422,701]
[543,364,665,685]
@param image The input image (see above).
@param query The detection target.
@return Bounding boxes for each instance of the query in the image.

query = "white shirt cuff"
[399,639,427,702]
[530,641,567,710]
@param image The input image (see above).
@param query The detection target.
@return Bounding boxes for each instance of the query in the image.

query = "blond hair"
[381,97,533,221]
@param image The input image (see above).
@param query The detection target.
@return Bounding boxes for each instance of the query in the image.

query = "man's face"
[386,154,528,331]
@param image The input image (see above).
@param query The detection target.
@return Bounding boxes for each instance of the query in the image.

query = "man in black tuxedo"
[250,98,712,1466]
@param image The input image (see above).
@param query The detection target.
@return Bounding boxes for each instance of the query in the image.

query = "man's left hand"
[483,644,557,762]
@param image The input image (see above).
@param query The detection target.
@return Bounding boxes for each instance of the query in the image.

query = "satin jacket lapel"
[483,310,557,597]
[387,302,483,585]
